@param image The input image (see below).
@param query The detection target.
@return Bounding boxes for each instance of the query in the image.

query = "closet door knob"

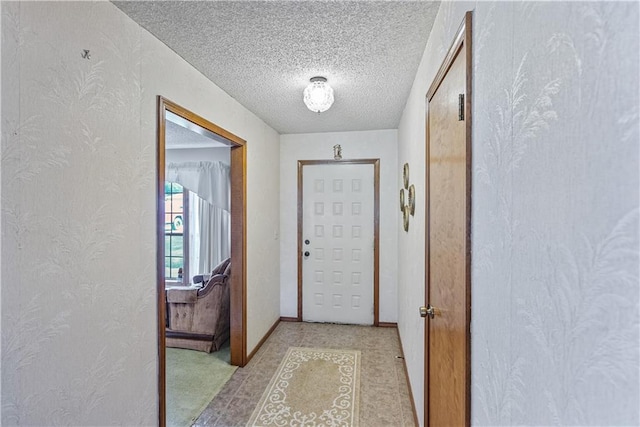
[419,304,438,319]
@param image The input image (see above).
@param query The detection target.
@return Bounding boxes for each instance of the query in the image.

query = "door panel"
[428,49,466,426]
[302,163,374,325]
[425,12,472,427]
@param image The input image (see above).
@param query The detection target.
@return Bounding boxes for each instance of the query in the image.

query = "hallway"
[194,322,415,426]
[2,2,638,425]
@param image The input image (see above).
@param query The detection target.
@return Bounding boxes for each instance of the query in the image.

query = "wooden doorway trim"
[296,159,380,325]
[157,96,247,427]
[424,11,472,427]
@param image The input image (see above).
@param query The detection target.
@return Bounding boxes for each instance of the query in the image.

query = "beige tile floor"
[193,322,416,426]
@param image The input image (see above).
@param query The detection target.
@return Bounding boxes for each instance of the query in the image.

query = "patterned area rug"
[247,347,361,427]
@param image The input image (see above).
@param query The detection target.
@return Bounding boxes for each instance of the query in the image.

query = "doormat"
[247,347,361,427]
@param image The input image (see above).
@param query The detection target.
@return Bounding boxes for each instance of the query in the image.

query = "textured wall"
[398,1,639,425]
[279,130,399,323]
[1,1,280,424]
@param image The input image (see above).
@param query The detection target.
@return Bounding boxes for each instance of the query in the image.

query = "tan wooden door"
[424,12,472,427]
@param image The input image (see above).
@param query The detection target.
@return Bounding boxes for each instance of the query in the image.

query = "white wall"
[0,4,4,422]
[166,147,230,165]
[397,1,639,425]
[1,2,280,424]
[280,130,398,323]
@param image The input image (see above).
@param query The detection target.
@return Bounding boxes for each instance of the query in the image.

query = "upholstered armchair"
[165,258,231,352]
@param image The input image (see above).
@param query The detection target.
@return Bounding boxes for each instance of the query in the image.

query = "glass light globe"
[303,77,334,113]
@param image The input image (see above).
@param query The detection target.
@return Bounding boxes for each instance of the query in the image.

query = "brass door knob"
[419,304,437,319]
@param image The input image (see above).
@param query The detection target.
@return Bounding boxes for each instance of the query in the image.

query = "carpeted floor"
[194,322,415,426]
[166,342,237,427]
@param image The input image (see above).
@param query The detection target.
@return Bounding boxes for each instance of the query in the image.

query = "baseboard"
[246,317,280,364]
[279,316,299,322]
[378,322,398,328]
[396,328,420,426]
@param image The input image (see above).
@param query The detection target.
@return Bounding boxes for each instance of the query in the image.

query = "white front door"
[301,163,375,325]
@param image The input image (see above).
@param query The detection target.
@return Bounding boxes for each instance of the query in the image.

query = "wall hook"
[81,49,91,59]
[333,144,342,160]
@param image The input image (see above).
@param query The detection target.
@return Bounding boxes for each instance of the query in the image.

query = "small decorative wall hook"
[333,144,342,160]
[81,49,91,59]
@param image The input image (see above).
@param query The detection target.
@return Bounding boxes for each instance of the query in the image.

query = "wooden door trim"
[424,11,472,427]
[157,96,247,427]
[297,159,380,326]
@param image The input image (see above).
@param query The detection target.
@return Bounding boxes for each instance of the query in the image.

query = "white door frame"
[297,159,380,325]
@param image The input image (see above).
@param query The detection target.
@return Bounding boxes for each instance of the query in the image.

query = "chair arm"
[166,288,198,304]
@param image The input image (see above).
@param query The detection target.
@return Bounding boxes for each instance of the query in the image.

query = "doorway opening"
[157,97,247,426]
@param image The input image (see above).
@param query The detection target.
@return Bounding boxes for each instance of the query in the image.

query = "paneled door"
[423,12,472,427]
[299,161,378,325]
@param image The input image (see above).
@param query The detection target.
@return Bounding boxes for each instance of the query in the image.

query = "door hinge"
[458,94,465,121]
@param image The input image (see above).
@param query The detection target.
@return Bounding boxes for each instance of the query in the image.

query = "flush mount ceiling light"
[303,76,334,113]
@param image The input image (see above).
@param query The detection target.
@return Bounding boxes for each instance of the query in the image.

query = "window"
[165,182,189,284]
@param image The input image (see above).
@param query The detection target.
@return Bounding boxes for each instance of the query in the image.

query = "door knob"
[419,304,437,319]
[304,251,310,257]
[304,239,310,245]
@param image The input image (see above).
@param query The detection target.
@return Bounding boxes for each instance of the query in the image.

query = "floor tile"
[193,322,416,426]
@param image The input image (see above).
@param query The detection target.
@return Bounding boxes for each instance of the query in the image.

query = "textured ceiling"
[114,1,440,134]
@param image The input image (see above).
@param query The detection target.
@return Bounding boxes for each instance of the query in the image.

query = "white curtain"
[167,161,230,279]
[166,161,230,211]
[188,195,230,276]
